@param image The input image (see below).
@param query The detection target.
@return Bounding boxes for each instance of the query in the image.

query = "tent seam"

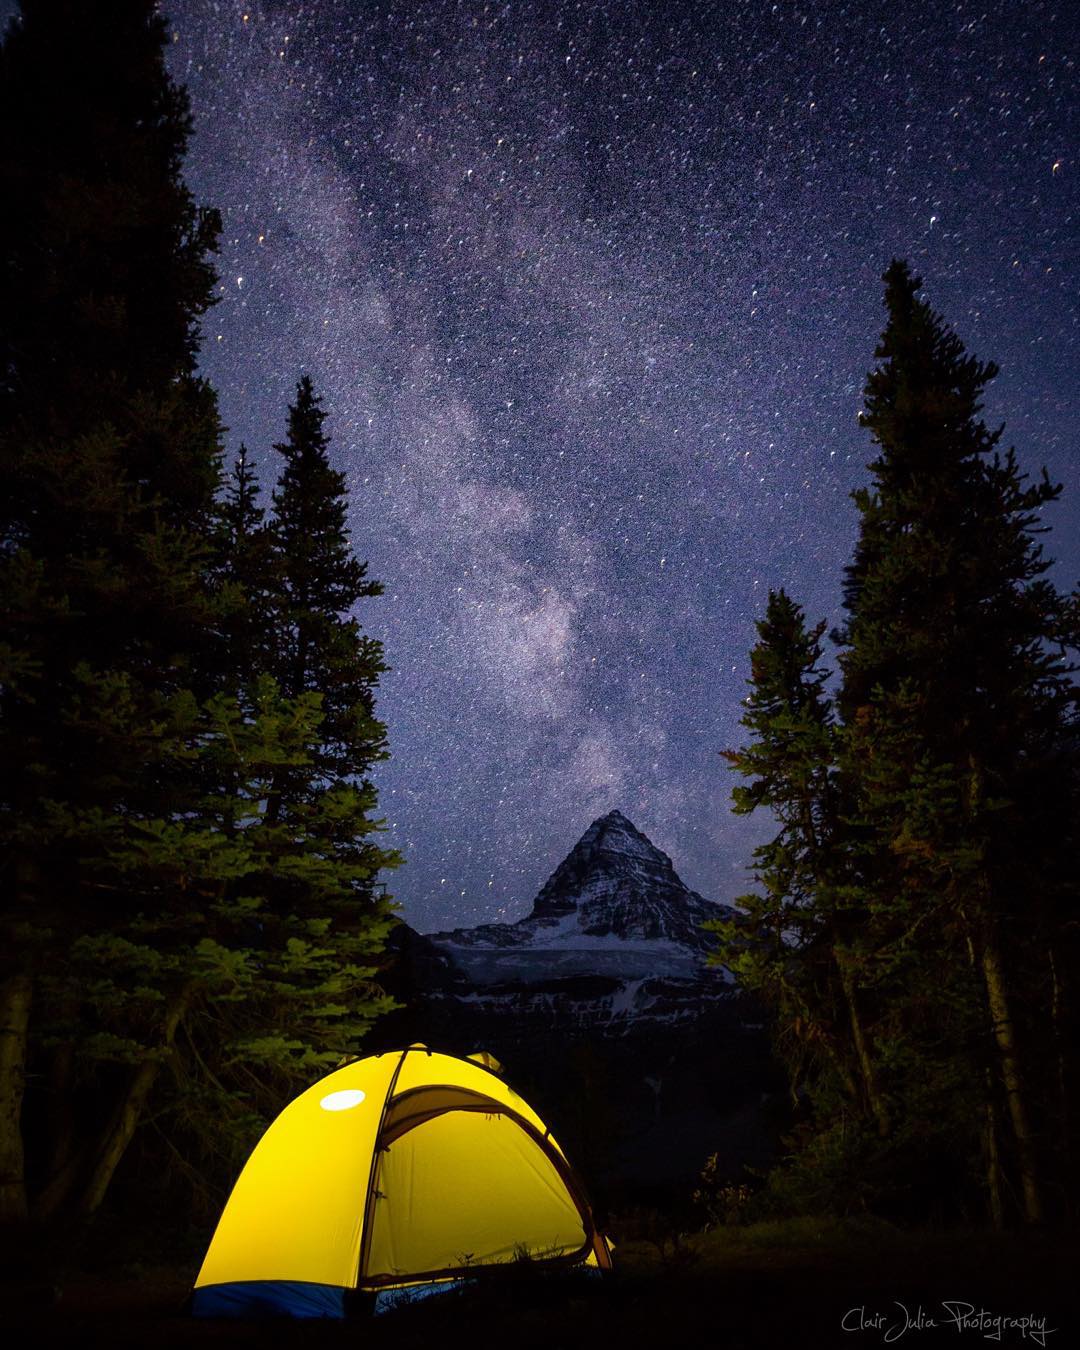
[355,1047,409,1290]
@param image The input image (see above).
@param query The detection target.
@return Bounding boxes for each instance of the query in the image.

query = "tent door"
[360,1088,597,1288]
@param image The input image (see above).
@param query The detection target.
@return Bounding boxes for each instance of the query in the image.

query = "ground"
[3,1218,1073,1349]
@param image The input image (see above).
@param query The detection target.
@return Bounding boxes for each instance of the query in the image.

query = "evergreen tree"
[51,409,401,1217]
[709,593,845,1091]
[269,376,387,792]
[218,445,275,688]
[717,264,1079,1225]
[57,678,399,1217]
[157,425,402,1197]
[709,591,891,1210]
[0,6,401,1224]
[834,261,1079,1223]
[0,0,219,445]
[0,0,223,1222]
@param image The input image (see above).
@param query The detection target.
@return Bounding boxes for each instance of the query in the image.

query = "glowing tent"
[192,1044,612,1318]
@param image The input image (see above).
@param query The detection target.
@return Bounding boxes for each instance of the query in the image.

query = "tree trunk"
[0,972,32,1223]
[33,1150,85,1224]
[837,959,890,1136]
[981,930,1043,1225]
[984,1074,1004,1229]
[1048,944,1071,1206]
[791,1005,859,1106]
[960,918,1007,1224]
[960,760,1042,1224]
[32,1043,82,1222]
[77,989,190,1219]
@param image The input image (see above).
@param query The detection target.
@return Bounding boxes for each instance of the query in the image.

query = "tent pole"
[355,1048,409,1290]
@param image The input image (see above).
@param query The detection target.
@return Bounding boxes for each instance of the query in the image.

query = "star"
[165,0,1080,929]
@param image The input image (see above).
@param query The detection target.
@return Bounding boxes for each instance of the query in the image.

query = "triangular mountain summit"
[428,810,731,984]
[381,815,769,1187]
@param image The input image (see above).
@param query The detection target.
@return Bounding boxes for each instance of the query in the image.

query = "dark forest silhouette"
[0,0,397,1227]
[709,264,1080,1228]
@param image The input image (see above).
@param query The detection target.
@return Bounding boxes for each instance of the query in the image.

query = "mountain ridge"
[425,809,734,986]
[379,811,777,1186]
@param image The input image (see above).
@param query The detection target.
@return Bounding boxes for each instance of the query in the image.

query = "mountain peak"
[529,810,682,921]
[427,810,733,984]
[591,809,639,839]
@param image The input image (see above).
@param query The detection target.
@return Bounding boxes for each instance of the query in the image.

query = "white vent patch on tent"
[319,1089,366,1111]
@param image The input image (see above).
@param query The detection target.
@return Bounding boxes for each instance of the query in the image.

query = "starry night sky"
[19,1,1080,930]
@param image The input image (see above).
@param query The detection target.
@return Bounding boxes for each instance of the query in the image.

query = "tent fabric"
[190,1280,346,1319]
[391,1050,562,1150]
[194,1051,400,1292]
[365,1109,588,1283]
[193,1044,611,1319]
[378,1083,505,1146]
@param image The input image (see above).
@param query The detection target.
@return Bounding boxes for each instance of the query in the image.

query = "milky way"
[19,1,1080,929]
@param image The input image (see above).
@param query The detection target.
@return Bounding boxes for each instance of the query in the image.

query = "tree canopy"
[714,261,1080,1226]
[0,0,400,1226]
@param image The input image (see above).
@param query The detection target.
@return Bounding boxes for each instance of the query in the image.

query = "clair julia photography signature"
[841,1302,1057,1346]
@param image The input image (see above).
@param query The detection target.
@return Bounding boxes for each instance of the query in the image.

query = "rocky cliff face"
[380,812,779,1190]
[425,809,736,1004]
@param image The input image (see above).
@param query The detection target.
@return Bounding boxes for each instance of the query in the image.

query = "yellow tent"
[192,1044,612,1318]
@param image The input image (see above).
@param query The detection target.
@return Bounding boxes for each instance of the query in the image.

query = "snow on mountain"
[427,810,735,989]
[380,814,775,1185]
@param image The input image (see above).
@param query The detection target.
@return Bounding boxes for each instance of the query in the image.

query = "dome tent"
[192,1044,613,1318]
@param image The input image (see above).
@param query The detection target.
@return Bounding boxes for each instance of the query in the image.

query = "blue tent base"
[191,1277,461,1319]
[193,1267,605,1319]
[191,1280,346,1319]
[373,1280,465,1316]
[371,1266,604,1316]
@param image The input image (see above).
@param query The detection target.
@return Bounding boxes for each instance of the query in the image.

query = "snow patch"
[610,978,645,1015]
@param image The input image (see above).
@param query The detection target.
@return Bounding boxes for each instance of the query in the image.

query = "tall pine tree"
[0,6,402,1224]
[154,425,402,1200]
[718,263,1079,1225]
[834,261,1079,1224]
[218,445,275,688]
[269,376,386,789]
[709,590,891,1210]
[0,0,224,1222]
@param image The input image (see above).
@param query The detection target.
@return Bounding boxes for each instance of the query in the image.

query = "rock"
[377,812,779,1189]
